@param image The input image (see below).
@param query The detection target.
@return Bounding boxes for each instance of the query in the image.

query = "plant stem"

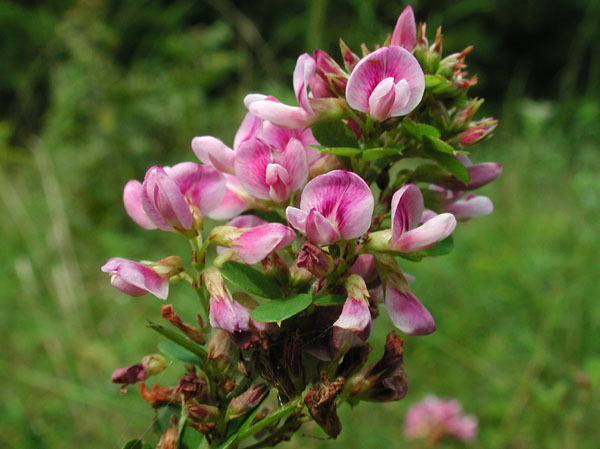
[235,397,304,443]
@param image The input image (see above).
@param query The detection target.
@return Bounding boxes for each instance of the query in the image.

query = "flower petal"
[293,53,316,114]
[249,100,314,129]
[102,258,168,299]
[385,286,435,335]
[368,77,397,121]
[286,207,308,234]
[447,194,493,221]
[393,213,456,252]
[234,223,296,264]
[305,209,342,245]
[166,162,226,214]
[391,184,424,244]
[226,214,267,228]
[207,174,251,220]
[191,136,235,174]
[233,112,263,151]
[123,180,157,229]
[234,139,271,200]
[209,297,250,333]
[391,5,416,51]
[142,166,193,231]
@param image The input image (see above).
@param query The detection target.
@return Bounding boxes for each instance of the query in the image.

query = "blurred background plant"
[1,0,598,448]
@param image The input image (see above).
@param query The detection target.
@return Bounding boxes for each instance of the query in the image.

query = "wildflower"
[203,267,250,333]
[101,257,169,299]
[332,275,373,353]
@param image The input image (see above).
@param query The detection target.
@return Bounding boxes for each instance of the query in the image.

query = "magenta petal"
[286,207,308,234]
[209,297,250,333]
[391,5,416,51]
[234,223,296,264]
[167,162,226,214]
[447,194,493,221]
[191,136,236,174]
[207,174,250,220]
[390,184,424,244]
[393,213,456,252]
[123,180,157,229]
[249,100,314,129]
[385,286,435,335]
[346,46,425,117]
[282,138,309,193]
[305,209,342,245]
[299,170,374,241]
[293,53,316,114]
[233,112,263,151]
[234,139,271,200]
[333,296,372,334]
[141,166,193,231]
[101,258,168,299]
[466,162,502,189]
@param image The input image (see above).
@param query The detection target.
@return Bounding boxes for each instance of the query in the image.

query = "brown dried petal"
[303,376,344,438]
[161,304,205,344]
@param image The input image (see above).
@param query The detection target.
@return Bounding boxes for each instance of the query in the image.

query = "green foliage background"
[1,0,599,448]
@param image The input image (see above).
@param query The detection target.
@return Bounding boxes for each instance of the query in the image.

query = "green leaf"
[158,341,204,366]
[401,119,418,139]
[423,147,470,184]
[251,294,312,323]
[146,322,208,360]
[311,120,359,148]
[122,440,152,449]
[220,261,282,299]
[424,74,443,89]
[316,146,362,157]
[424,234,454,256]
[180,427,204,449]
[424,135,456,154]
[417,124,441,139]
[312,294,346,306]
[431,77,454,94]
[360,146,404,161]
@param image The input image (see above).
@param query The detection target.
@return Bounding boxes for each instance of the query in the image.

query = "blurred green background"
[1,0,599,447]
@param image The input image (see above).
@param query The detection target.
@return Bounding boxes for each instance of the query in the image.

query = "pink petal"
[285,207,308,234]
[101,258,168,299]
[333,296,372,333]
[393,213,456,252]
[226,215,267,228]
[167,162,226,213]
[243,93,268,108]
[447,194,493,221]
[141,166,193,231]
[385,286,435,335]
[391,183,424,244]
[191,136,235,174]
[282,138,309,193]
[249,100,314,129]
[391,5,416,51]
[299,170,374,241]
[346,46,425,117]
[209,296,250,333]
[265,163,291,202]
[207,174,251,220]
[368,77,397,121]
[346,254,378,283]
[293,53,316,114]
[305,209,342,245]
[123,180,157,229]
[392,79,411,114]
[234,223,296,265]
[466,162,502,189]
[234,139,271,200]
[233,112,263,151]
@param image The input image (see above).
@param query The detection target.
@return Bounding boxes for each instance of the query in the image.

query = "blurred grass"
[1,0,599,448]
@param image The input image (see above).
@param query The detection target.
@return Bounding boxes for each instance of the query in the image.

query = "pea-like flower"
[346,46,425,121]
[204,267,250,333]
[286,170,374,246]
[123,163,225,233]
[332,274,373,353]
[404,395,478,443]
[101,258,169,299]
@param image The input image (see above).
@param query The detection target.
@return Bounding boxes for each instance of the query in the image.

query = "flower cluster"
[104,6,497,447]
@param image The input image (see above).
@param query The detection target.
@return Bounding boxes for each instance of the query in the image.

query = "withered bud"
[350,332,408,402]
[336,343,372,379]
[177,371,207,402]
[261,252,290,284]
[226,384,269,420]
[187,404,220,422]
[297,241,334,277]
[138,384,179,407]
[304,376,345,438]
[208,329,233,372]
[150,256,184,278]
[156,415,178,449]
[111,354,167,386]
[161,304,205,344]
[339,38,360,72]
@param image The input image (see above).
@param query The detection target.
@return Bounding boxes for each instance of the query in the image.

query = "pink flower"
[404,395,478,443]
[346,46,425,121]
[384,285,435,335]
[332,275,373,353]
[456,118,497,146]
[368,184,456,253]
[206,174,252,221]
[446,193,493,221]
[440,155,502,191]
[391,6,416,51]
[234,137,308,203]
[286,170,374,246]
[101,258,169,299]
[204,267,250,333]
[312,49,348,98]
[210,223,296,265]
[124,163,225,233]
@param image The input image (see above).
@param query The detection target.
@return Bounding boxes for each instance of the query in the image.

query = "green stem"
[146,321,208,360]
[235,397,304,443]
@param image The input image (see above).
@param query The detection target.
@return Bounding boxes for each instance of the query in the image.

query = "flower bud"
[177,371,207,402]
[204,267,250,333]
[297,241,334,277]
[156,416,178,449]
[332,275,372,354]
[226,384,269,420]
[111,354,167,386]
[391,5,416,51]
[339,38,360,72]
[187,404,220,422]
[150,256,184,279]
[208,329,233,372]
[313,49,348,97]
[456,118,498,146]
[101,257,169,300]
